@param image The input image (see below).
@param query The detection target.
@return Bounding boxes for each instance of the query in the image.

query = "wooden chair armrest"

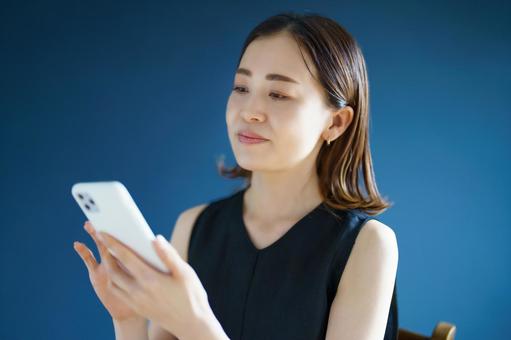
[431,321,456,340]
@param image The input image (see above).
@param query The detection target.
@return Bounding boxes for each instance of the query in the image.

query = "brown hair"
[216,11,393,216]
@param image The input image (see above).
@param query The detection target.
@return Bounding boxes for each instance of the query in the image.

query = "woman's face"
[226,31,333,173]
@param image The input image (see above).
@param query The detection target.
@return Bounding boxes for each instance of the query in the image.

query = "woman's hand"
[73,221,141,322]
[95,231,227,340]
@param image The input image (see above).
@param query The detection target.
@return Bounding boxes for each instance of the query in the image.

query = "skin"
[226,31,398,340]
[74,221,228,340]
[74,221,139,321]
[226,31,354,238]
[75,30,398,340]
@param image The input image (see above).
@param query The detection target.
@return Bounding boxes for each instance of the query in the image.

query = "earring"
[327,138,331,146]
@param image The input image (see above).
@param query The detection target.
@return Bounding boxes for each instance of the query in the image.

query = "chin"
[234,155,267,172]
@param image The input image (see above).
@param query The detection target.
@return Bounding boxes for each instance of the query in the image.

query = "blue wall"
[1,1,509,339]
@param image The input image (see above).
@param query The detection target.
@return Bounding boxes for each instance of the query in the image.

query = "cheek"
[276,103,310,140]
[225,97,236,129]
[279,122,309,149]
[275,107,321,154]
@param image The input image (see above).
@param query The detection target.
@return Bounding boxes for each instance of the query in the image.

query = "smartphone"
[71,180,169,274]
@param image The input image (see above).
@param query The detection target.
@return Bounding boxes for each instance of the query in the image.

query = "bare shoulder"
[340,218,399,286]
[169,203,210,263]
[356,218,398,254]
[350,218,399,269]
[324,218,398,340]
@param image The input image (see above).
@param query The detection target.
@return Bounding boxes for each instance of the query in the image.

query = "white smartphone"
[71,180,169,274]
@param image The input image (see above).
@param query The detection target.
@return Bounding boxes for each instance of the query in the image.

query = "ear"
[322,106,354,142]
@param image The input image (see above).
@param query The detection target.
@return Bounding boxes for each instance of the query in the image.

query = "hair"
[216,11,393,216]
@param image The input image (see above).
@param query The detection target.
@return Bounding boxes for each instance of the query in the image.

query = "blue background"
[1,1,510,339]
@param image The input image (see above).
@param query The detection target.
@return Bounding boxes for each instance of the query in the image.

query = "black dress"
[188,187,398,340]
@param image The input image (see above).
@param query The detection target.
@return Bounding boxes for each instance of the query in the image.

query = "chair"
[398,321,456,340]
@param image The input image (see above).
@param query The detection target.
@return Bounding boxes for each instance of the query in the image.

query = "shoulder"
[169,189,243,262]
[170,203,210,263]
[176,203,210,228]
[343,218,399,289]
[355,218,398,257]
[349,219,399,272]
[325,218,398,339]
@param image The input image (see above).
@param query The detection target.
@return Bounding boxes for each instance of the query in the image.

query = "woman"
[74,11,399,340]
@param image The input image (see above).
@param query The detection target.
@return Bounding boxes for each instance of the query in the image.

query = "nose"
[241,110,265,122]
[240,97,266,122]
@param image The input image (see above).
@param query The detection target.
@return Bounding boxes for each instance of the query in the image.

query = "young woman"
[74,11,399,340]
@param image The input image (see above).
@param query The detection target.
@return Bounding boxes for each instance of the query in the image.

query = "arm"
[148,203,209,340]
[113,317,149,340]
[325,219,399,340]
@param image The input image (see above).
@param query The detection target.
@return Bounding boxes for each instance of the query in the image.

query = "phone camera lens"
[89,199,95,205]
[78,194,84,200]
[85,204,90,210]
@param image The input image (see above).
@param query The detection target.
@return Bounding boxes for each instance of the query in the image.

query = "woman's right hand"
[73,221,141,322]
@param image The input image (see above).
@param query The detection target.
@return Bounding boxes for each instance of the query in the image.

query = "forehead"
[237,32,319,84]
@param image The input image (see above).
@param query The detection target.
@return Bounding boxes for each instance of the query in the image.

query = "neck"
[243,163,323,225]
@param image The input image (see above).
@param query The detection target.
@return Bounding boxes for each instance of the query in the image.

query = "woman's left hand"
[96,232,222,340]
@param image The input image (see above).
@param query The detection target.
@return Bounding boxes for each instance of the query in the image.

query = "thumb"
[153,235,184,277]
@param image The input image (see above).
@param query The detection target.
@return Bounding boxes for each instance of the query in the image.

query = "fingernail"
[156,234,166,245]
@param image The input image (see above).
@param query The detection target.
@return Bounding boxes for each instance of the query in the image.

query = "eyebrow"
[236,67,300,84]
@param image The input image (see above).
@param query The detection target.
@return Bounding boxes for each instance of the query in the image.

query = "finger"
[84,221,101,246]
[99,232,153,280]
[153,234,184,278]
[85,223,142,275]
[108,279,139,313]
[86,224,135,277]
[84,222,110,262]
[100,239,139,292]
[73,241,98,272]
[82,222,124,275]
[114,257,133,276]
[84,221,104,254]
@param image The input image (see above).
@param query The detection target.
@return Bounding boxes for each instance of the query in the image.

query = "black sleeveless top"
[188,187,398,340]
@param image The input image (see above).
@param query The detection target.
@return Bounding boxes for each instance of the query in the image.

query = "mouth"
[237,133,269,144]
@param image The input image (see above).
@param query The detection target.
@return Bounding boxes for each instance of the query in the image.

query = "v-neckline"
[236,187,325,253]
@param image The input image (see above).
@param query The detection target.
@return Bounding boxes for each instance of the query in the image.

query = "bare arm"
[324,219,399,340]
[148,203,209,340]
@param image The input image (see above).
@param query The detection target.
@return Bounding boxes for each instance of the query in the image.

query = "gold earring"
[327,138,331,146]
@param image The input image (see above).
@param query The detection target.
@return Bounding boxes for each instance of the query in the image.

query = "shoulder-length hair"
[216,11,393,216]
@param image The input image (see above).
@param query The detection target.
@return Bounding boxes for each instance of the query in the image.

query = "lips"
[237,130,268,141]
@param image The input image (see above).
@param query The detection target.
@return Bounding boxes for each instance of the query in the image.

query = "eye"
[232,86,289,101]
[232,86,248,94]
[269,92,288,100]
